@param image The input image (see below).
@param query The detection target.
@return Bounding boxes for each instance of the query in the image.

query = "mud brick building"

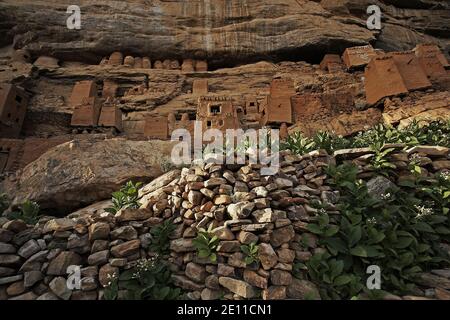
[182,59,195,73]
[193,79,208,96]
[320,54,345,73]
[195,60,208,72]
[109,52,124,66]
[342,45,377,70]
[414,44,449,80]
[365,52,432,105]
[197,96,241,131]
[0,84,29,138]
[144,116,169,139]
[69,80,98,107]
[70,97,102,127]
[98,104,123,132]
[261,78,295,126]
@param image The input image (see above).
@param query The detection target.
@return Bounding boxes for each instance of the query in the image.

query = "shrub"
[7,200,41,225]
[306,163,450,299]
[148,219,177,255]
[192,230,220,263]
[240,242,260,265]
[105,181,143,214]
[103,257,182,300]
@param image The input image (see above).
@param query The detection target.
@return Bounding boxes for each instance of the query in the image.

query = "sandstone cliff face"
[1,0,448,67]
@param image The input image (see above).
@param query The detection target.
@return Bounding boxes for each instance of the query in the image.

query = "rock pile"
[0,145,449,300]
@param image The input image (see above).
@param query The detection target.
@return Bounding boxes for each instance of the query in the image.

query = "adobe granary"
[414,44,449,80]
[70,97,102,128]
[98,98,123,133]
[195,60,208,72]
[320,54,345,73]
[260,78,295,126]
[196,96,241,131]
[0,83,29,138]
[33,56,59,69]
[192,79,208,96]
[108,52,124,66]
[364,52,432,106]
[69,80,98,107]
[144,115,169,139]
[182,59,195,73]
[342,44,377,71]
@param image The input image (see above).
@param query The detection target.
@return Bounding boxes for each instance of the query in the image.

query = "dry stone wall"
[0,145,450,300]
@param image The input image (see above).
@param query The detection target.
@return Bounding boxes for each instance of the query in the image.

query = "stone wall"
[1,145,449,300]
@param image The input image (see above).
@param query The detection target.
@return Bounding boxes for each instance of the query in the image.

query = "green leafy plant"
[305,163,450,299]
[0,193,9,215]
[105,181,143,214]
[368,143,397,177]
[104,257,181,300]
[281,131,315,155]
[192,230,220,262]
[7,200,41,225]
[240,242,260,265]
[148,219,177,255]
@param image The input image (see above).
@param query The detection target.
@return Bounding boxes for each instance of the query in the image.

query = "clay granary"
[414,44,449,79]
[193,79,208,96]
[69,80,98,107]
[0,83,29,138]
[70,97,102,127]
[320,54,345,73]
[144,115,169,139]
[260,78,295,126]
[342,44,378,70]
[98,98,123,132]
[197,96,241,132]
[365,51,432,105]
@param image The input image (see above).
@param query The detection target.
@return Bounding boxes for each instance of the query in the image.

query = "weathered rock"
[0,274,23,285]
[43,218,75,233]
[270,270,292,286]
[227,202,255,219]
[201,288,221,300]
[110,226,138,241]
[115,209,152,222]
[243,270,268,289]
[366,176,397,201]
[287,279,321,300]
[18,240,40,259]
[0,243,16,254]
[270,225,295,247]
[10,139,174,213]
[262,286,286,300]
[172,275,205,291]
[99,264,119,287]
[219,277,257,299]
[47,251,82,276]
[110,240,140,258]
[88,223,110,241]
[23,271,43,288]
[212,226,235,241]
[0,254,21,266]
[258,243,278,270]
[185,262,208,283]
[88,250,110,266]
[237,231,259,245]
[49,277,72,300]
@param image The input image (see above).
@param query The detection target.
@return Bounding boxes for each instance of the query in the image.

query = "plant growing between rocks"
[148,219,177,255]
[105,181,143,214]
[240,242,260,266]
[192,230,220,263]
[103,257,182,300]
[6,200,41,225]
[304,163,450,299]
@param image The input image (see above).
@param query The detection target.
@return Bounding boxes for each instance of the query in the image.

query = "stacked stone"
[1,146,449,300]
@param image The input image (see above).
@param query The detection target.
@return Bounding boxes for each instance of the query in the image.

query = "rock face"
[0,145,448,300]
[4,138,175,213]
[1,0,448,66]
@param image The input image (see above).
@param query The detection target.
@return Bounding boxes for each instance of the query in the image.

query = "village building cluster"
[0,43,448,174]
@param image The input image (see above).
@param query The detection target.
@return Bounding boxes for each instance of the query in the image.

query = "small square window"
[15,95,22,104]
[210,105,221,114]
[207,121,212,127]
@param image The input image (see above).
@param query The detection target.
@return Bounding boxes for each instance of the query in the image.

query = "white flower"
[414,205,433,220]
[367,217,377,225]
[380,193,391,200]
[439,171,450,181]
